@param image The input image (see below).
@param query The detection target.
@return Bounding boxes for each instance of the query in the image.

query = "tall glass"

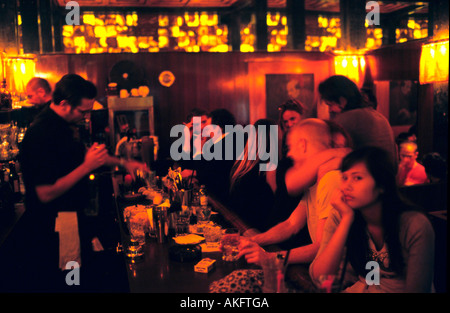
[221,228,240,261]
[128,210,148,245]
[261,253,287,293]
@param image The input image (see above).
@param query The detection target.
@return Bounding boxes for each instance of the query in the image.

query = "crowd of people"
[4,72,444,293]
[198,75,440,293]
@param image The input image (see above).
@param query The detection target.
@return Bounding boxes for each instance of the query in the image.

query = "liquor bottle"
[2,163,9,183]
[199,185,208,206]
[0,164,4,184]
[0,163,14,217]
[0,79,12,110]
[8,161,21,200]
[191,186,200,206]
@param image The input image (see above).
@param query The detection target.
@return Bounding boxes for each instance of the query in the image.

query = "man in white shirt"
[239,119,343,265]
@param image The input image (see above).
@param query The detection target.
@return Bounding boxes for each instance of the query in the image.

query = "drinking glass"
[221,228,240,261]
[128,211,148,245]
[197,206,212,224]
[175,209,191,236]
[261,253,287,293]
[203,224,222,248]
[317,275,341,293]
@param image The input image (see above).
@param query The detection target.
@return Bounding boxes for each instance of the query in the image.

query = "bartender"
[10,77,53,127]
[25,77,52,111]
[18,74,148,291]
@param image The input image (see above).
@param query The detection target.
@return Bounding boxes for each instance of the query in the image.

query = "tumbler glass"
[221,228,240,261]
[197,206,212,224]
[203,224,222,248]
[175,209,191,236]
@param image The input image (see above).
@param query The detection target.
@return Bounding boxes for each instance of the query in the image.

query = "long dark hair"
[341,147,411,276]
[318,75,363,112]
[277,99,304,132]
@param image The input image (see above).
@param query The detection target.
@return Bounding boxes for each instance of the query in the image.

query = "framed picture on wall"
[265,73,315,122]
[247,56,334,124]
[389,80,418,126]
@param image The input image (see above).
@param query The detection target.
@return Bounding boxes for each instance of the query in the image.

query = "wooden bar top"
[115,190,317,293]
[125,240,256,293]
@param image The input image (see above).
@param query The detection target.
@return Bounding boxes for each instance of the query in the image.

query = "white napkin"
[54,212,81,270]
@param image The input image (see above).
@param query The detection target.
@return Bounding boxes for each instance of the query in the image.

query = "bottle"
[0,164,4,184]
[2,163,9,183]
[0,79,12,110]
[0,164,14,216]
[8,161,21,200]
[191,186,200,206]
[199,185,208,206]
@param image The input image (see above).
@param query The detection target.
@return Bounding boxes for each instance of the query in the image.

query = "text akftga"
[170,117,278,171]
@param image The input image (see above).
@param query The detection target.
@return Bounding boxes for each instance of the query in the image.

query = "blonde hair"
[289,118,332,151]
[230,119,276,191]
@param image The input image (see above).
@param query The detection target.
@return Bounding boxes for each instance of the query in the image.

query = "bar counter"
[112,175,317,293]
[124,241,255,293]
[1,171,317,293]
[112,180,257,293]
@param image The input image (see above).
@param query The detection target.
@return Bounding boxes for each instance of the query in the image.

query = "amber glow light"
[305,16,340,52]
[419,40,449,84]
[334,55,366,85]
[0,56,36,108]
[4,57,36,94]
[63,11,227,53]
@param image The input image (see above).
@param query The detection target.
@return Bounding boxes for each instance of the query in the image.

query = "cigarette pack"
[194,258,216,273]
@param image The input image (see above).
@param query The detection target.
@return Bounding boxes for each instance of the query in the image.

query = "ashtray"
[169,244,202,263]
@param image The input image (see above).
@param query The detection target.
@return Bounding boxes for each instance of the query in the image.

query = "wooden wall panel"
[35,52,252,158]
[35,55,70,89]
[35,47,427,158]
[365,40,438,158]
[365,40,424,81]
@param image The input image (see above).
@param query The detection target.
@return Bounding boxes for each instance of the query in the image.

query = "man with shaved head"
[397,141,428,186]
[26,77,52,111]
[239,118,346,267]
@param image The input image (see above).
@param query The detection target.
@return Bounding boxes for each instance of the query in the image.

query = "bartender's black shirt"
[19,107,89,230]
